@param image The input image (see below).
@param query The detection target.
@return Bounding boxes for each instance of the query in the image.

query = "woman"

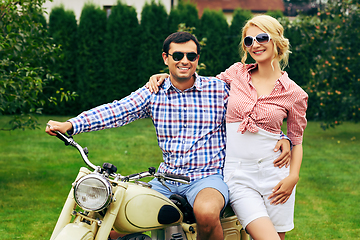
[148,15,308,240]
[218,15,307,240]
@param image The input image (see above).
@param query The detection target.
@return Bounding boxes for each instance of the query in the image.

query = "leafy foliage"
[283,0,360,129]
[0,0,75,130]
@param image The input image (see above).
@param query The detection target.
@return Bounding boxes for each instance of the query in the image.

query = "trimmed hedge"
[46,1,360,127]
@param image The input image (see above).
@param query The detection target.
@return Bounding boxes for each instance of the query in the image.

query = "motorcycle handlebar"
[55,131,71,146]
[126,171,152,181]
[154,172,190,185]
[50,128,99,171]
[163,173,190,183]
[124,171,190,185]
[49,124,190,185]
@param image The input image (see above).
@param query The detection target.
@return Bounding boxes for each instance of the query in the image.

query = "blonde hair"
[240,15,290,70]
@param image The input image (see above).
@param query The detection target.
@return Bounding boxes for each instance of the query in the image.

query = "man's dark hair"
[163,32,201,55]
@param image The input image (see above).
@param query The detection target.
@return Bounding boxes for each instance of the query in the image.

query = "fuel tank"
[113,183,183,233]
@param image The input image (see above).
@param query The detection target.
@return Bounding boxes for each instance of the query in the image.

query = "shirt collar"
[278,71,290,90]
[163,72,202,92]
[246,63,290,91]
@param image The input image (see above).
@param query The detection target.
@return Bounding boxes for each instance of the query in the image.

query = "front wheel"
[115,233,151,240]
[53,223,95,240]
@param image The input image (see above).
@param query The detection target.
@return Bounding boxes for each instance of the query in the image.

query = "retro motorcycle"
[49,130,249,240]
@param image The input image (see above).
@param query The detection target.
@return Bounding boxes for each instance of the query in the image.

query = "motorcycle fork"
[50,167,90,240]
[50,167,128,240]
[95,184,126,240]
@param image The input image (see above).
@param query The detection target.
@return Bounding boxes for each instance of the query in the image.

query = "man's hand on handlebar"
[45,120,73,136]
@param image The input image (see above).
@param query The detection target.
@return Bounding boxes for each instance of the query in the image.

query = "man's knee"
[194,207,221,226]
[193,188,225,208]
[193,188,224,224]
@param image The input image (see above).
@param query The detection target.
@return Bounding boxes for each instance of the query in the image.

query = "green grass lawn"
[0,116,359,239]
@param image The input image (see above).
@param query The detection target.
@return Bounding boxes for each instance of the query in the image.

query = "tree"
[168,0,199,33]
[45,5,78,115]
[76,4,107,110]
[197,9,229,76]
[167,0,202,71]
[104,1,141,101]
[0,0,75,130]
[227,8,253,66]
[266,10,284,19]
[138,1,170,80]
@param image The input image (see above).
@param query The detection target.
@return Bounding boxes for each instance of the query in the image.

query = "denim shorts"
[149,174,229,209]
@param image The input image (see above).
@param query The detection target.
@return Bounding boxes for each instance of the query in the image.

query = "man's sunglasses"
[244,33,271,47]
[168,51,198,62]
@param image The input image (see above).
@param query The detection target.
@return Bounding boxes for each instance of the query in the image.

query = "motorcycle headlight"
[74,174,112,211]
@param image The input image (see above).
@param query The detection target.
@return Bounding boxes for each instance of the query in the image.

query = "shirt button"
[184,124,187,128]
[182,140,185,144]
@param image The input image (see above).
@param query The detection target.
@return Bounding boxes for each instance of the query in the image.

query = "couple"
[46,15,307,240]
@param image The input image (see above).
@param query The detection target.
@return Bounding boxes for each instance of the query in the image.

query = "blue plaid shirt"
[69,73,229,183]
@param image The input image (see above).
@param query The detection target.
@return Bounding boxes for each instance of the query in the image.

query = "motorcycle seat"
[169,194,196,224]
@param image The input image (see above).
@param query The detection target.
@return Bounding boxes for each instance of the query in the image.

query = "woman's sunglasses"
[244,33,271,47]
[168,51,198,62]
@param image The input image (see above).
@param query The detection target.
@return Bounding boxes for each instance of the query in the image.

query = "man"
[46,32,289,239]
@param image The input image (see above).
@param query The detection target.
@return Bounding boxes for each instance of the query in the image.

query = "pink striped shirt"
[217,62,308,145]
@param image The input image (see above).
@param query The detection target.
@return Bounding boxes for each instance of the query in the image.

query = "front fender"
[53,223,94,240]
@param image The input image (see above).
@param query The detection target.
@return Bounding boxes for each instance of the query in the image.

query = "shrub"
[0,0,74,130]
[304,1,360,128]
[281,0,360,128]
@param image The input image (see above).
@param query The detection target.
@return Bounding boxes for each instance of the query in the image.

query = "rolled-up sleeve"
[287,92,308,145]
